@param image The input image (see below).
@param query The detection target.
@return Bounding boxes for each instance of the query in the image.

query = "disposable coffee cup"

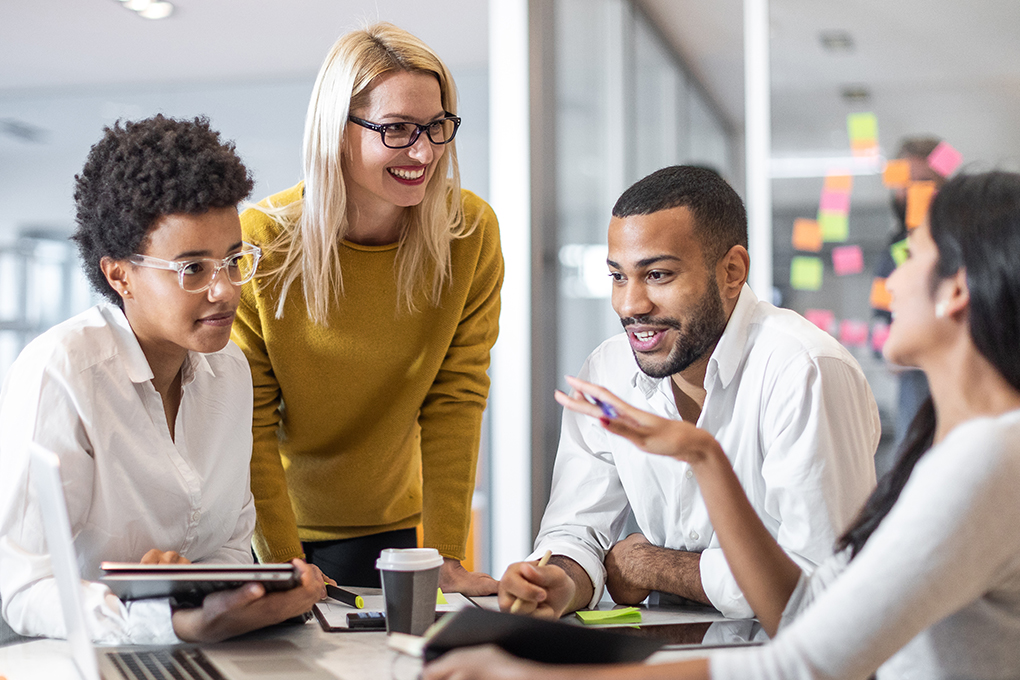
[376,548,443,635]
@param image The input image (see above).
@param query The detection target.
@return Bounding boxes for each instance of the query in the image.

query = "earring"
[935,301,948,318]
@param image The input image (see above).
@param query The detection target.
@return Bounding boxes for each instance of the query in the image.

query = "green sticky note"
[890,238,908,267]
[818,210,849,242]
[575,607,642,625]
[437,588,448,605]
[790,256,824,291]
[847,112,878,142]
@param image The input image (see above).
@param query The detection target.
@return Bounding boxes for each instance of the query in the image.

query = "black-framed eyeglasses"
[347,114,461,149]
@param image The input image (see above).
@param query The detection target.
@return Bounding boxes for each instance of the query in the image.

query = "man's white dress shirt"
[712,410,1020,679]
[533,285,880,617]
[0,304,255,644]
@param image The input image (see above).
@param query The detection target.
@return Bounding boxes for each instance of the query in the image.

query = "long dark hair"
[838,171,1020,556]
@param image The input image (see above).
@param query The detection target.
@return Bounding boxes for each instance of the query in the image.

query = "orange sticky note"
[906,181,937,229]
[851,138,879,157]
[824,174,853,193]
[882,159,911,188]
[870,277,892,311]
[792,218,822,252]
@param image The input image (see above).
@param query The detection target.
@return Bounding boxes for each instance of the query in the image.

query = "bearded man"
[500,166,880,619]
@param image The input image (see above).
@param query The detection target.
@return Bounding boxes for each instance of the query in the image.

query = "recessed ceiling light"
[841,86,871,104]
[122,0,152,11]
[819,31,855,52]
[139,1,174,19]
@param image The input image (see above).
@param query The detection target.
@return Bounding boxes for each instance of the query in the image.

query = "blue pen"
[589,395,618,419]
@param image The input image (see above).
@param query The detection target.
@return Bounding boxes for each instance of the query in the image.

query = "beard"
[622,277,728,378]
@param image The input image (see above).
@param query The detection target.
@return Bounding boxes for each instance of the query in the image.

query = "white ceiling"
[0,1,488,90]
[5,0,1020,211]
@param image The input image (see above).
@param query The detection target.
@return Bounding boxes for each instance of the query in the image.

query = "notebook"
[29,442,337,680]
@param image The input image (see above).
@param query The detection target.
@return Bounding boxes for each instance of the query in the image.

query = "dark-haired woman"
[425,171,1020,679]
[0,115,326,645]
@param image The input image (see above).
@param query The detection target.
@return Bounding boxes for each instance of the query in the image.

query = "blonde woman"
[232,23,502,594]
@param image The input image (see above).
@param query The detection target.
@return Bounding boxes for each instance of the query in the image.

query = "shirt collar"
[101,303,215,386]
[630,283,759,396]
[709,283,758,389]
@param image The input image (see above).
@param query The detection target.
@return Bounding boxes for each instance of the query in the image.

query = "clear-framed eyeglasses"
[127,243,263,293]
[347,114,461,149]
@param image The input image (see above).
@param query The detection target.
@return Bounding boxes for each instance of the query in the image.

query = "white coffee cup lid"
[376,547,444,572]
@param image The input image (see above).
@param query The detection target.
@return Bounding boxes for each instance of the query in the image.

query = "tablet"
[99,562,302,606]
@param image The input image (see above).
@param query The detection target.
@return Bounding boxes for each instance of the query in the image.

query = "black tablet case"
[423,608,664,664]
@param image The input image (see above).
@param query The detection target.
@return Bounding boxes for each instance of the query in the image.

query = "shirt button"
[685,469,694,479]
[192,511,200,522]
[690,530,699,541]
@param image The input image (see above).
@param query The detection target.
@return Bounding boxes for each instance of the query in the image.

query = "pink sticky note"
[819,189,850,214]
[839,319,869,347]
[871,322,891,353]
[832,244,864,276]
[927,141,962,177]
[804,309,835,334]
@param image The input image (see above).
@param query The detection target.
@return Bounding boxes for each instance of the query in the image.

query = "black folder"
[423,608,664,664]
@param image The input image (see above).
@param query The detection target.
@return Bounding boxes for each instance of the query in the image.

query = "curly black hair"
[72,114,254,304]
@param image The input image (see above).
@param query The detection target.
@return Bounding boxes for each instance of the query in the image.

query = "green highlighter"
[575,607,642,625]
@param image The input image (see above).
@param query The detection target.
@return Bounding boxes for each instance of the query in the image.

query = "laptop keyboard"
[107,647,226,680]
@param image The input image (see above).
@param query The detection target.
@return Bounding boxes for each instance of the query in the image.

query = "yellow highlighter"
[325,583,365,609]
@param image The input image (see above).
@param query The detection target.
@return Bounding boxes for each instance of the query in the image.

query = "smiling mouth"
[626,327,671,352]
[389,166,426,181]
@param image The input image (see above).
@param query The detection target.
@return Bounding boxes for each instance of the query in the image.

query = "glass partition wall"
[531,0,736,529]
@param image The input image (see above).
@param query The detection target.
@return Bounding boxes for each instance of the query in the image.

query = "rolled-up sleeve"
[531,357,632,609]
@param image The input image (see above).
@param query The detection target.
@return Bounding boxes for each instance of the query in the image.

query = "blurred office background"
[3,0,1020,576]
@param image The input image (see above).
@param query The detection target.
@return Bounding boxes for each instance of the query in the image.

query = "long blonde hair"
[259,22,473,323]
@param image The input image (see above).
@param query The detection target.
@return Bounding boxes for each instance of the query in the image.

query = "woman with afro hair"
[0,114,327,645]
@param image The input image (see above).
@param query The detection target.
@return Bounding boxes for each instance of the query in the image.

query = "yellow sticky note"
[847,112,878,143]
[792,218,822,252]
[790,256,823,291]
[906,181,936,229]
[870,277,892,311]
[823,174,853,193]
[437,588,448,605]
[575,607,642,625]
[890,239,908,267]
[883,159,911,188]
[818,210,849,242]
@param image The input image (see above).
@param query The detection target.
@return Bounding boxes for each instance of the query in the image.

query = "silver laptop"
[30,443,337,680]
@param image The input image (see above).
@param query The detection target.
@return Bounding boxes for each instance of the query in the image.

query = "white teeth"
[390,167,425,180]
[634,330,657,341]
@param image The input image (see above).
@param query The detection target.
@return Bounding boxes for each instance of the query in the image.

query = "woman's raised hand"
[554,375,722,466]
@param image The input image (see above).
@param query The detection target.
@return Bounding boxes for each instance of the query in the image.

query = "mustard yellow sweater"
[232,184,502,563]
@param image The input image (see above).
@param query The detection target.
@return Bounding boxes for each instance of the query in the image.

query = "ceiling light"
[841,86,871,104]
[139,1,173,19]
[122,0,152,11]
[819,31,855,52]
[770,155,884,179]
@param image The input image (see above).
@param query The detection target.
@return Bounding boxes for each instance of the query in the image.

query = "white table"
[0,598,729,680]
[0,621,420,680]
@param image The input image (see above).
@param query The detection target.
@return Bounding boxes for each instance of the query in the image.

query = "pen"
[591,396,619,419]
[510,550,552,614]
[326,583,365,609]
